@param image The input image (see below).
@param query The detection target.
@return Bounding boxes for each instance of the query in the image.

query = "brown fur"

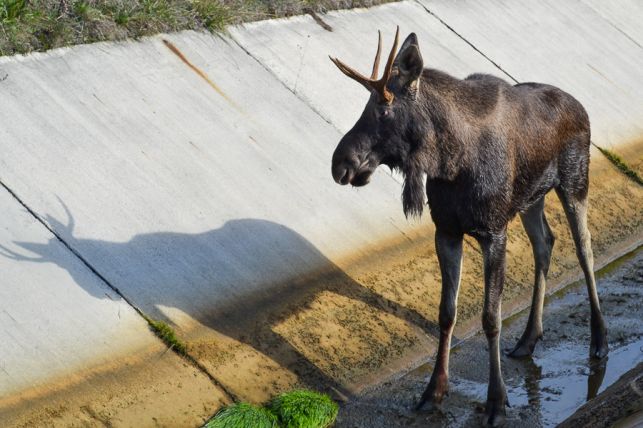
[330,32,607,426]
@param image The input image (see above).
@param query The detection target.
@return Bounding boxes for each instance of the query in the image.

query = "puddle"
[448,337,643,427]
[338,246,643,427]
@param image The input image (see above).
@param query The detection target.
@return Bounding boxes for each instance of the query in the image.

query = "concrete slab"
[581,0,643,47]
[0,185,226,426]
[0,30,425,324]
[229,1,504,134]
[0,187,140,398]
[417,0,643,151]
[0,30,434,401]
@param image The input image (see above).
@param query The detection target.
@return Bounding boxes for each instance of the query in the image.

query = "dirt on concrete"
[0,345,229,428]
[185,148,643,407]
[336,247,643,427]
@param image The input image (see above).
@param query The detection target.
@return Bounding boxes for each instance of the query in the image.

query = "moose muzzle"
[331,135,376,187]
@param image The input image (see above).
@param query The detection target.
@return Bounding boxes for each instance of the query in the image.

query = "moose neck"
[414,69,482,181]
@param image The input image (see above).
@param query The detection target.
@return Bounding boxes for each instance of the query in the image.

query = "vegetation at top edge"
[205,390,338,428]
[0,0,395,56]
[144,315,188,355]
[595,145,643,186]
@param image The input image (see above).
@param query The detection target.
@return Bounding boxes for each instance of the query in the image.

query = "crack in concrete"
[0,178,239,404]
[580,1,642,51]
[414,1,519,84]
[229,33,340,132]
[228,33,406,191]
[416,1,642,185]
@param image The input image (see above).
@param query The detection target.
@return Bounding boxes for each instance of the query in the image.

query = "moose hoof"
[506,339,537,358]
[414,398,442,413]
[415,391,446,412]
[415,382,448,412]
[482,400,507,427]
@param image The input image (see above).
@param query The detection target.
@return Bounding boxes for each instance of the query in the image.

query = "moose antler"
[329,26,400,104]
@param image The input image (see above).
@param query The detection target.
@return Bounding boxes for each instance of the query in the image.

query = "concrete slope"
[581,0,643,47]
[0,0,641,425]
[0,186,227,426]
[418,0,643,154]
[0,28,434,410]
[229,1,503,134]
[0,31,426,326]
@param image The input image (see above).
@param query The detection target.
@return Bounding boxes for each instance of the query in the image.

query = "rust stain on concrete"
[162,39,241,111]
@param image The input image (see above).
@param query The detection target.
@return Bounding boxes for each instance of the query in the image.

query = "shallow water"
[338,247,643,427]
[446,335,643,427]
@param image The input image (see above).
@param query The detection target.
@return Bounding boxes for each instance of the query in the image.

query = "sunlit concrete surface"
[229,1,503,134]
[0,30,425,328]
[0,27,436,408]
[581,0,643,47]
[417,0,643,152]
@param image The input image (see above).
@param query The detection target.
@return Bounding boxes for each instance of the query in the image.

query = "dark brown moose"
[329,27,608,426]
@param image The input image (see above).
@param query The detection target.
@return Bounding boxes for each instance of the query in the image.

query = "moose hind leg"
[417,231,463,410]
[508,197,555,358]
[556,190,608,358]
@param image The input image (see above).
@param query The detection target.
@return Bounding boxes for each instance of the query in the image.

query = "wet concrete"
[337,247,643,427]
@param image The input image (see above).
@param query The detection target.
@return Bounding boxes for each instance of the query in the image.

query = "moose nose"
[332,152,360,185]
[333,164,352,185]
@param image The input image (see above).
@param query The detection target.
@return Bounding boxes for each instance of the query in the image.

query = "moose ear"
[395,33,423,87]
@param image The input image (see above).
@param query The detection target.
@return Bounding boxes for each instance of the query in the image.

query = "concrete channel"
[0,1,641,426]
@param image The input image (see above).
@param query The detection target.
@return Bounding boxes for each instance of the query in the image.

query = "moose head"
[330,27,427,216]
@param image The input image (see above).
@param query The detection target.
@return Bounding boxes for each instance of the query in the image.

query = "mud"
[336,247,643,427]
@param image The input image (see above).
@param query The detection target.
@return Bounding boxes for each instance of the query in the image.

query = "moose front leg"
[417,230,463,410]
[480,231,508,427]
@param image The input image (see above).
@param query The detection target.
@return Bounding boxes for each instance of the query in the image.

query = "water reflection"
[587,358,607,400]
[505,340,639,426]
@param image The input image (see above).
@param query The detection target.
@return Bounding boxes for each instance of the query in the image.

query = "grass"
[595,144,643,186]
[143,316,188,355]
[269,390,338,428]
[206,390,338,428]
[0,0,394,56]
[206,403,279,428]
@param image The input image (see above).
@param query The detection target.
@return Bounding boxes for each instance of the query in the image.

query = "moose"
[329,28,608,426]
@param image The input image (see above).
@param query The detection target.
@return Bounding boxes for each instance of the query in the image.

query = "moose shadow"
[0,203,438,399]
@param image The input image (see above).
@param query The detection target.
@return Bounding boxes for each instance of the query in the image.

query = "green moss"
[595,145,643,186]
[1,0,27,22]
[143,316,188,355]
[192,0,231,31]
[206,403,279,428]
[269,390,338,428]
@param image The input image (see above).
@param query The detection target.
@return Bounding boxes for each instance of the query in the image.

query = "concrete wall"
[0,1,641,426]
